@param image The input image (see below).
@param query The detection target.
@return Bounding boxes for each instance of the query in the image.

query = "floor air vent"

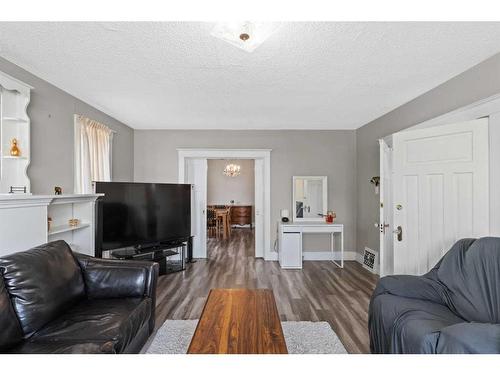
[363,247,378,273]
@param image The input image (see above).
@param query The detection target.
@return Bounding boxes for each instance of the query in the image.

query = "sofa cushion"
[0,278,23,351]
[437,237,500,323]
[0,240,85,337]
[32,297,151,353]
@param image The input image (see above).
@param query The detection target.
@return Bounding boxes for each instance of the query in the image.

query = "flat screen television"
[95,182,191,252]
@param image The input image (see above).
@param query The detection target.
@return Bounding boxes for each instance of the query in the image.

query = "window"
[74,114,114,194]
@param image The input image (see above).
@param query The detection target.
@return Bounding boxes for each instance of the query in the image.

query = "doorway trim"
[177,148,274,260]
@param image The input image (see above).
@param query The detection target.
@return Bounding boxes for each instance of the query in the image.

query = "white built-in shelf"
[2,155,28,159]
[0,194,100,257]
[2,117,28,123]
[48,222,90,236]
[0,71,32,194]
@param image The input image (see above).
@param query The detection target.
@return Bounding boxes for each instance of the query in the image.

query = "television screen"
[95,182,191,251]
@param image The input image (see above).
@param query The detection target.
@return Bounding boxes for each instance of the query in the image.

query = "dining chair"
[207,208,218,237]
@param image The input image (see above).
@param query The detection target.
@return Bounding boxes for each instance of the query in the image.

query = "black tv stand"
[109,236,193,275]
[186,236,196,263]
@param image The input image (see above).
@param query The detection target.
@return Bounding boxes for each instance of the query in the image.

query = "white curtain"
[74,115,114,194]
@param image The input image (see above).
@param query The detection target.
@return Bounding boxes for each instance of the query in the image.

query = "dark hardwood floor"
[154,228,378,353]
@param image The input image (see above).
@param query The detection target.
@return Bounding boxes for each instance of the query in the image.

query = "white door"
[392,118,489,275]
[185,158,207,258]
[254,159,264,258]
[379,138,394,277]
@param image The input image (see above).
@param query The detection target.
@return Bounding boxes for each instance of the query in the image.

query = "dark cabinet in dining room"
[230,205,253,228]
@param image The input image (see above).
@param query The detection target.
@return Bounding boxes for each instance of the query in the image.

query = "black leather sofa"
[369,237,500,354]
[0,240,158,354]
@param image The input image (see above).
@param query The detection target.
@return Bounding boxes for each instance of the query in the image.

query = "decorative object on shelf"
[9,138,21,157]
[370,176,380,194]
[325,210,336,224]
[54,186,62,195]
[68,218,80,227]
[223,163,241,177]
[280,208,290,223]
[8,186,27,194]
[47,217,52,231]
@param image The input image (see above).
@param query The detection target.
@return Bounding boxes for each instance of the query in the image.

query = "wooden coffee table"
[187,289,288,354]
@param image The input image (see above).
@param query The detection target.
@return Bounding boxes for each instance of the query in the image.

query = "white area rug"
[145,320,347,354]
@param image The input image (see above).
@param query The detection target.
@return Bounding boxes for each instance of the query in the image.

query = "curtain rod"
[75,114,117,133]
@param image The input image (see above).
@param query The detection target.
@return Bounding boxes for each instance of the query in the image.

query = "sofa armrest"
[75,254,159,333]
[75,253,158,299]
[436,322,500,354]
[372,275,446,305]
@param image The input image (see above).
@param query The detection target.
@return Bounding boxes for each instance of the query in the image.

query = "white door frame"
[177,148,273,260]
[379,138,393,277]
[185,158,208,259]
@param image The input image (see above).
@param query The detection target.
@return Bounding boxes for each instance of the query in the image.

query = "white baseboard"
[265,251,278,261]
[301,250,380,275]
[302,251,357,261]
[266,250,379,274]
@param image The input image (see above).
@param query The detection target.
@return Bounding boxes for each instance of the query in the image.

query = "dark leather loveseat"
[369,237,500,354]
[0,240,158,354]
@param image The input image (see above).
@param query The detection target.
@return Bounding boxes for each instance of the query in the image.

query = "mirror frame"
[292,176,328,222]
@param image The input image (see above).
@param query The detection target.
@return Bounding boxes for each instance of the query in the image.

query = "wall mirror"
[292,176,328,222]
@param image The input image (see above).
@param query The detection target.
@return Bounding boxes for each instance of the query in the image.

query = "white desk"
[278,222,344,269]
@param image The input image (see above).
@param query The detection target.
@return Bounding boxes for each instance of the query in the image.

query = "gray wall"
[0,57,134,194]
[6,47,500,258]
[207,159,255,206]
[134,130,357,252]
[356,52,500,255]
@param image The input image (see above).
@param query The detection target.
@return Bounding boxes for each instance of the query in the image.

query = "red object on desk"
[325,211,336,224]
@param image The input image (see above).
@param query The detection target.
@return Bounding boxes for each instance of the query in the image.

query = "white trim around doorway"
[177,148,275,261]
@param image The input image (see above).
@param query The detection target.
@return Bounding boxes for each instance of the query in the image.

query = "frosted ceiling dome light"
[211,22,282,52]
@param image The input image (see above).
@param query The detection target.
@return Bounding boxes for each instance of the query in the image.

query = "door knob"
[393,226,403,241]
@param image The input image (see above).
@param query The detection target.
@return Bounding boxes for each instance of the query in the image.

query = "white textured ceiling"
[1,22,500,130]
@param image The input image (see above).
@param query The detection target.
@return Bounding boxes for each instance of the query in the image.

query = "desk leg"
[341,230,344,268]
[331,231,344,268]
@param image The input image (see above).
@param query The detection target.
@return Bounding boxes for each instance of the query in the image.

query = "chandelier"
[223,163,241,177]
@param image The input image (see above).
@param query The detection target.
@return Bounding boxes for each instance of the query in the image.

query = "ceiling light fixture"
[211,22,282,52]
[223,163,241,177]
